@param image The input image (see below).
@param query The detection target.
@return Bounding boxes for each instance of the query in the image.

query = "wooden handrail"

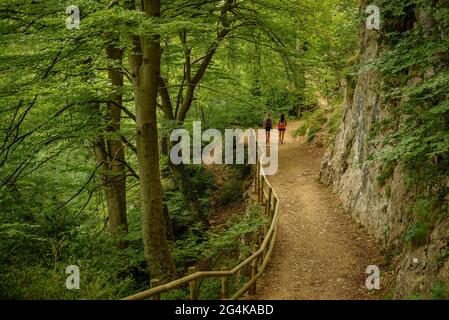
[123,133,279,300]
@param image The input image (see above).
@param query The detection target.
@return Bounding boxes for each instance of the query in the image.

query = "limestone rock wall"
[320,2,449,298]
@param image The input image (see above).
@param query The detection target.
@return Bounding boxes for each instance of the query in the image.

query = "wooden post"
[267,187,272,216]
[255,142,259,192]
[188,267,198,300]
[150,279,161,300]
[255,159,259,194]
[259,176,264,203]
[221,267,229,299]
[271,197,277,219]
[259,231,265,269]
[249,247,259,295]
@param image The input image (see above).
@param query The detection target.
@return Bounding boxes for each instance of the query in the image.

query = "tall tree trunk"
[129,0,176,281]
[104,38,128,236]
[90,32,128,246]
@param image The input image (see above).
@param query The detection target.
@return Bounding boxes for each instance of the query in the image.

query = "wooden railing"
[123,138,279,300]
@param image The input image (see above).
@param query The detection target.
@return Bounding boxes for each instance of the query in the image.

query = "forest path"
[252,121,382,300]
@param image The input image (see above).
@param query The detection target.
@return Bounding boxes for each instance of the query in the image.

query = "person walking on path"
[278,114,287,144]
[263,112,272,144]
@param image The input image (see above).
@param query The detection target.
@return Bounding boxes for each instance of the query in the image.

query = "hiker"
[278,114,287,144]
[263,112,272,144]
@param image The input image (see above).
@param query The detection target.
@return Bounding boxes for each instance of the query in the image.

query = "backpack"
[278,120,286,129]
[265,118,272,128]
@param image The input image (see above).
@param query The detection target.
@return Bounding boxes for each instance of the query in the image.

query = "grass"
[294,104,343,144]
[294,108,326,141]
[327,106,343,136]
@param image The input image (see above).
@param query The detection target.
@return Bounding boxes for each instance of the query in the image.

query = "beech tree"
[128,0,176,280]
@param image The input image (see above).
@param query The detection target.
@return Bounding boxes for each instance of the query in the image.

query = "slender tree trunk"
[90,33,128,246]
[104,38,128,236]
[129,0,176,281]
[93,113,128,240]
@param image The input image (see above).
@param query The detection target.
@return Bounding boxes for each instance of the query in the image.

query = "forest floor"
[251,121,383,300]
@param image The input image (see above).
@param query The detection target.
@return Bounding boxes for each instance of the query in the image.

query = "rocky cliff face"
[320,1,449,298]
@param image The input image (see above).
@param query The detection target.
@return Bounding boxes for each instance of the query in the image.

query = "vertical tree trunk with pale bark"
[129,0,176,281]
[91,32,128,245]
[104,40,128,235]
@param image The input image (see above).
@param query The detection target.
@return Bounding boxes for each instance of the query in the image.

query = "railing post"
[150,279,161,300]
[188,267,198,300]
[255,143,259,193]
[255,160,259,194]
[221,267,229,299]
[258,175,263,203]
[265,187,272,217]
[266,187,272,216]
[258,230,265,270]
[249,246,259,295]
[264,202,268,217]
[271,196,277,219]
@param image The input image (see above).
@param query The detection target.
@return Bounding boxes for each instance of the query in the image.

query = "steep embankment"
[320,0,449,298]
[253,122,382,300]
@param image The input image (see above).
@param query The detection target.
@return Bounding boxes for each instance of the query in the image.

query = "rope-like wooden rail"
[123,137,279,300]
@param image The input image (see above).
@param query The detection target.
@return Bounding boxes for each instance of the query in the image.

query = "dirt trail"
[252,121,382,300]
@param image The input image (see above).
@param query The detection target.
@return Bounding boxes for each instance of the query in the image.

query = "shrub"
[218,179,243,205]
[327,106,343,137]
[435,247,449,269]
[294,107,333,143]
[431,281,448,300]
[405,222,431,246]
[376,164,395,187]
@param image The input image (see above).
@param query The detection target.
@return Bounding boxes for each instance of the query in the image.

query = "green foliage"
[160,288,189,300]
[184,166,216,205]
[205,204,266,260]
[376,164,395,187]
[166,191,197,236]
[405,222,430,246]
[403,293,423,300]
[412,197,438,220]
[295,124,308,137]
[198,278,222,300]
[294,103,344,144]
[431,281,448,300]
[361,2,449,258]
[367,1,449,177]
[218,177,244,205]
[0,0,360,299]
[172,203,265,272]
[435,247,449,269]
[171,222,208,268]
[294,108,327,142]
[327,106,344,137]
[404,196,447,247]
